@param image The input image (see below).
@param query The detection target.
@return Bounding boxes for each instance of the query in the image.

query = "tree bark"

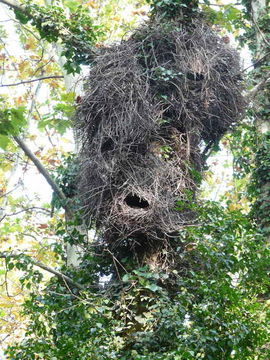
[249,0,270,240]
[0,0,21,12]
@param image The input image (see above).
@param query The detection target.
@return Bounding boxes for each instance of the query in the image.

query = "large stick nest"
[75,17,245,249]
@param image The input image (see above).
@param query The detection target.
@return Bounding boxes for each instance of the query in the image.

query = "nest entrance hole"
[125,194,149,209]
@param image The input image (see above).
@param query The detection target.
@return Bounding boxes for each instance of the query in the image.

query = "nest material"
[76,17,244,248]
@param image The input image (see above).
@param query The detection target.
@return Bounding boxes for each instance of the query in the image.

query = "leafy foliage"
[5,202,270,359]
[0,106,27,149]
[37,92,75,135]
[14,0,103,73]
[146,0,199,19]
[51,153,78,211]
[248,133,270,236]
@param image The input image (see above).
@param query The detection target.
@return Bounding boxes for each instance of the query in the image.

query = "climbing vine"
[146,0,199,18]
[5,201,270,359]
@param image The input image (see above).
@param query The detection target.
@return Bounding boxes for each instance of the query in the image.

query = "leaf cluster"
[248,133,270,236]
[0,106,27,149]
[14,1,103,73]
[5,201,270,359]
[146,0,200,19]
[38,92,75,135]
[51,154,78,211]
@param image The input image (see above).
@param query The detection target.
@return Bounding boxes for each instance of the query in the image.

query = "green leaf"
[0,135,10,149]
[14,9,30,24]
[122,274,130,282]
[63,0,79,12]
[0,107,27,136]
[145,283,161,292]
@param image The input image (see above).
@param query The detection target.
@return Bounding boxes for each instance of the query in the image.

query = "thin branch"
[33,260,85,291]
[251,11,270,48]
[0,183,21,198]
[247,74,270,101]
[31,56,55,79]
[13,136,72,217]
[0,253,85,291]
[1,75,64,87]
[0,0,22,12]
[241,52,270,73]
[199,2,241,6]
[4,206,51,217]
[28,72,44,118]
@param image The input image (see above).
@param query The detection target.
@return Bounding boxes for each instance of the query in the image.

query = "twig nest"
[76,16,245,249]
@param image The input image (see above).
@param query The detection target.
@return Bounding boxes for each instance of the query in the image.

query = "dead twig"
[1,75,64,87]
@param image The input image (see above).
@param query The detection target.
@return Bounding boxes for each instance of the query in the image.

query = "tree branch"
[198,2,242,6]
[1,76,64,87]
[241,51,270,73]
[0,183,21,198]
[13,136,72,217]
[246,74,270,101]
[0,0,22,12]
[33,259,85,291]
[0,253,85,291]
[4,206,51,217]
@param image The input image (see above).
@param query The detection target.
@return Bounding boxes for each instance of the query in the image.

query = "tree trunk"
[249,0,270,239]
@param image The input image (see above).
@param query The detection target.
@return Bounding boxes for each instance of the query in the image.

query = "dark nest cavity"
[75,17,245,252]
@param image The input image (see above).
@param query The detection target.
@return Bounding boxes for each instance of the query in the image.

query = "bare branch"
[246,74,270,101]
[0,252,85,291]
[13,136,72,217]
[33,260,85,291]
[4,206,51,217]
[1,76,64,87]
[0,0,22,12]
[0,183,21,198]
[241,51,270,73]
[198,2,242,6]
